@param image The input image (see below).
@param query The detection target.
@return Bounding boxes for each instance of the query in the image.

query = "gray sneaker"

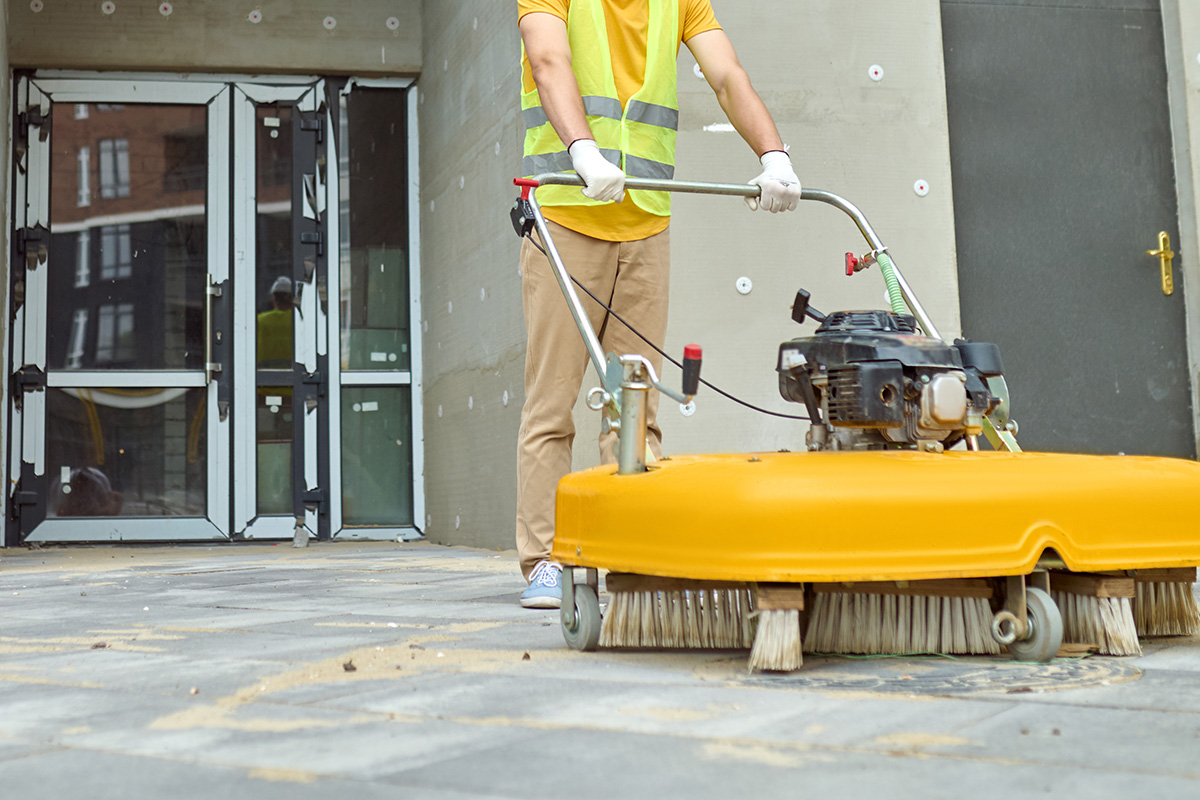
[520,561,562,609]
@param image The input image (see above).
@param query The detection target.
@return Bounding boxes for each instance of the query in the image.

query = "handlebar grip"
[682,345,702,397]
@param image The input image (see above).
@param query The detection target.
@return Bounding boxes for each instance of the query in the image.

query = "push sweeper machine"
[511,174,1200,672]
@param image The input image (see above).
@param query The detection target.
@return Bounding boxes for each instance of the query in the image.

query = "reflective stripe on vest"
[521,0,679,216]
[522,148,620,177]
[523,96,623,131]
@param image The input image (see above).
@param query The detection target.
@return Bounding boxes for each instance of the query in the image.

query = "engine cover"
[777,309,1001,450]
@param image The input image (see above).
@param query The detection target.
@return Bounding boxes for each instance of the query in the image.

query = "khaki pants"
[516,220,670,580]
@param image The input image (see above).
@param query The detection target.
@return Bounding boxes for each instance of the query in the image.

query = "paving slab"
[0,541,1198,797]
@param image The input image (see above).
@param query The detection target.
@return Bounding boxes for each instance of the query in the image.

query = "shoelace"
[530,561,560,588]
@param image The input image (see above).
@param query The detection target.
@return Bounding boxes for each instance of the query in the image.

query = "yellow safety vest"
[521,0,679,216]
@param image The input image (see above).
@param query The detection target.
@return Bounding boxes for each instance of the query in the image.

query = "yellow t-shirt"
[519,0,722,241]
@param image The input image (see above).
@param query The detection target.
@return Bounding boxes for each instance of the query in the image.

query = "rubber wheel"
[1007,586,1063,663]
[562,584,602,652]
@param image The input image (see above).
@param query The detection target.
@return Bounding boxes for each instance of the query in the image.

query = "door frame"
[233,79,325,542]
[327,77,425,542]
[3,72,426,545]
[7,75,232,543]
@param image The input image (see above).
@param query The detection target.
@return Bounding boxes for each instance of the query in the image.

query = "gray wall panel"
[944,0,1159,9]
[417,0,525,550]
[417,0,961,551]
[8,0,420,75]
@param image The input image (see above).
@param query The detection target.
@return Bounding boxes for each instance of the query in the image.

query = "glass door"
[232,81,330,541]
[8,76,231,542]
[6,75,422,545]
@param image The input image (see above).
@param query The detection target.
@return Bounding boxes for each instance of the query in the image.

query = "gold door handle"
[1146,231,1175,296]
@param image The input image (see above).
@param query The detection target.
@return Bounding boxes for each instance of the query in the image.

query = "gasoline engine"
[777,289,1011,452]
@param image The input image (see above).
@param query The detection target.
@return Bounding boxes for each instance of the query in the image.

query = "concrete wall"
[650,0,960,460]
[417,0,526,548]
[7,0,420,75]
[416,0,961,550]
[1164,0,1200,456]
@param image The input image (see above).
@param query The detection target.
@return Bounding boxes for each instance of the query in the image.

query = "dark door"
[942,0,1195,457]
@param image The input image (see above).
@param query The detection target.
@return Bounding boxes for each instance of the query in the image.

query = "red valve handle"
[514,178,540,200]
[845,252,860,276]
[682,345,702,397]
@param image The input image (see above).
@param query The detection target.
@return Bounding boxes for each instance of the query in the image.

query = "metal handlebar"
[520,173,941,387]
[533,173,889,254]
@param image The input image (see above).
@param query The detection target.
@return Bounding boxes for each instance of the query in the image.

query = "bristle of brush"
[1053,590,1141,656]
[599,588,756,649]
[748,609,802,671]
[1135,581,1200,637]
[802,592,1001,655]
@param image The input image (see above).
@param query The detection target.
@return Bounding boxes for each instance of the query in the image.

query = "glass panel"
[341,387,413,525]
[46,387,207,518]
[255,104,296,516]
[256,103,294,349]
[339,89,410,372]
[256,388,293,516]
[47,103,207,371]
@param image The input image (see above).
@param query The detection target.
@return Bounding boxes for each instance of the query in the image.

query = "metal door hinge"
[17,224,49,269]
[13,366,46,394]
[15,106,51,156]
[10,487,38,521]
[300,230,323,256]
[300,115,324,141]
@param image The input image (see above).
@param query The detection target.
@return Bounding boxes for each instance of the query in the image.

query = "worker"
[516,0,802,608]
[256,275,294,370]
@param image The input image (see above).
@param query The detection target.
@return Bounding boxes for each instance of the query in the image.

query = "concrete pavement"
[1,541,1198,798]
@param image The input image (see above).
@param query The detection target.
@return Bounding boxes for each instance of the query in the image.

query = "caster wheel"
[562,584,601,651]
[1007,586,1063,663]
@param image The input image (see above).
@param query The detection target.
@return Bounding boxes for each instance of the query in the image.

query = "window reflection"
[257,386,293,516]
[255,105,296,517]
[98,138,131,199]
[339,89,410,372]
[48,103,207,371]
[47,387,207,518]
[341,387,412,525]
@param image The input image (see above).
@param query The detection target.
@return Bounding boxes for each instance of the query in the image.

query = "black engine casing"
[777,310,1002,443]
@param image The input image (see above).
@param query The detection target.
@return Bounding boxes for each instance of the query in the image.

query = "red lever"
[845,252,860,276]
[514,178,540,200]
[682,345,702,397]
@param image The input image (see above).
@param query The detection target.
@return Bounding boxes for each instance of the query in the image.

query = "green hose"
[875,251,907,316]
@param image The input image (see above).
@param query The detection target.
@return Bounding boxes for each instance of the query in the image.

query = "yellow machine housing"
[552,451,1200,581]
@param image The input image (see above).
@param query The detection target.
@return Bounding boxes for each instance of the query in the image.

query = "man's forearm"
[529,55,594,149]
[714,69,785,158]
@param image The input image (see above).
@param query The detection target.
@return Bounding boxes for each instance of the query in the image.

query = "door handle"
[205,275,223,384]
[1146,231,1175,296]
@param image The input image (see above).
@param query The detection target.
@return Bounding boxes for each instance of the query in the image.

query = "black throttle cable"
[525,234,809,422]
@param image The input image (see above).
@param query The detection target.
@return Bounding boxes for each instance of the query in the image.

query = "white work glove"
[747,150,802,213]
[568,139,625,203]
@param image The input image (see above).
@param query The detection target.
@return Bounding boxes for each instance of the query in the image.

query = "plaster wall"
[417,0,526,549]
[1164,0,1200,456]
[417,0,960,550]
[6,0,420,75]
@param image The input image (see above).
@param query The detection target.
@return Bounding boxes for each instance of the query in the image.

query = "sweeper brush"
[511,174,1200,672]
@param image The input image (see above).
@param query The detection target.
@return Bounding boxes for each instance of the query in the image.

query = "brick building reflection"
[42,102,290,518]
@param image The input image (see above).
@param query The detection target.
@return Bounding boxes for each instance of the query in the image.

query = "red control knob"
[682,345,702,396]
[845,252,860,276]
